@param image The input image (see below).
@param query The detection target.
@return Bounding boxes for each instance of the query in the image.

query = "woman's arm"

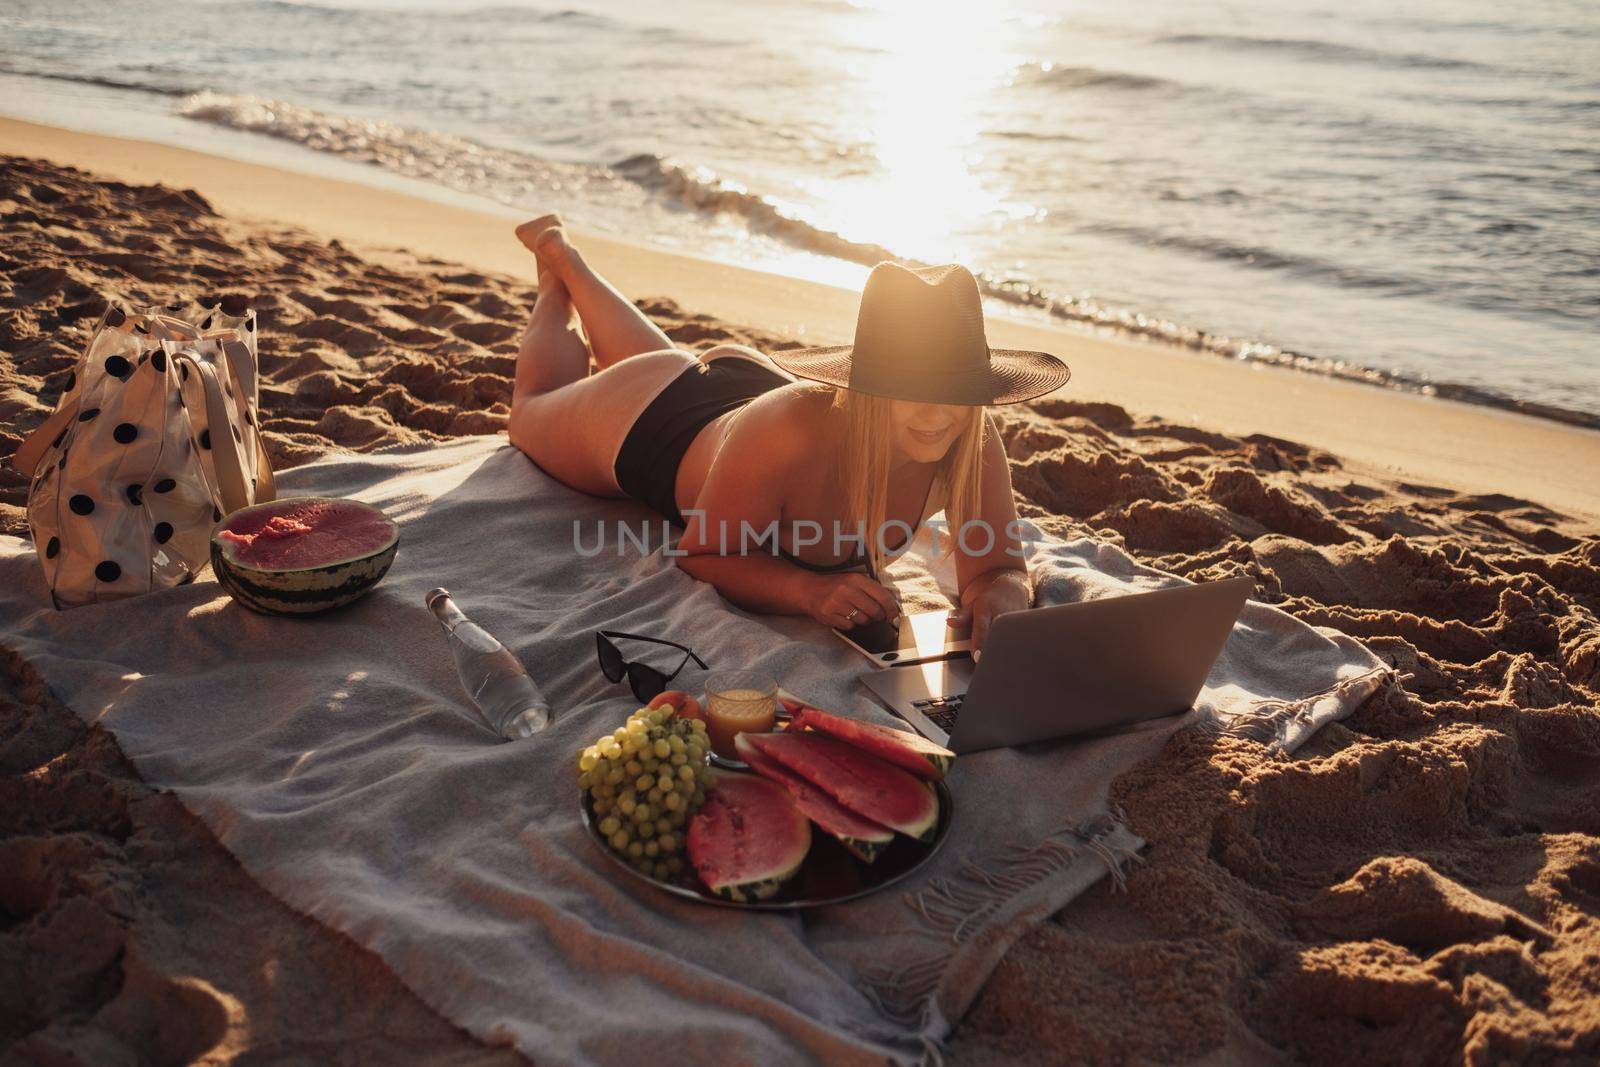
[947,414,1030,651]
[675,393,899,627]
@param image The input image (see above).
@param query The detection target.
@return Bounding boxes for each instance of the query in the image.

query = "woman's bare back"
[678,385,938,566]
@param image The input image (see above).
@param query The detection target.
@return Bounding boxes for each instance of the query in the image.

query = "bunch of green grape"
[577,705,713,881]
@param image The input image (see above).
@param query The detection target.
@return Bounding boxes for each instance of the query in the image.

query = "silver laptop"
[858,577,1252,752]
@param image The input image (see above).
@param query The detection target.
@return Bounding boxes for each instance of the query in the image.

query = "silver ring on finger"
[845,607,860,622]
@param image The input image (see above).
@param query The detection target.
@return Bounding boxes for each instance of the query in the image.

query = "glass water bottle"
[426,588,549,739]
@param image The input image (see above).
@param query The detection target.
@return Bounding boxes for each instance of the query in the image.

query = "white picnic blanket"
[0,436,1389,1064]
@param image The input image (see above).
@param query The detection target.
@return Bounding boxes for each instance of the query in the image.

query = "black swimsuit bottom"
[613,357,873,574]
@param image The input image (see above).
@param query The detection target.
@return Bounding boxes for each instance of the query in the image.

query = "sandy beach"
[2,123,1598,1064]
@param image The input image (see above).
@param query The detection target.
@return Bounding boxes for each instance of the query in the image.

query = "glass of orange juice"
[704,670,777,760]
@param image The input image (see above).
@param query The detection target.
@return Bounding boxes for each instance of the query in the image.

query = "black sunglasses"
[596,630,709,703]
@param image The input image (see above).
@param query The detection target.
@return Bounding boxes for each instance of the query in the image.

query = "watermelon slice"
[743,733,939,843]
[735,733,895,864]
[792,705,954,781]
[686,772,810,902]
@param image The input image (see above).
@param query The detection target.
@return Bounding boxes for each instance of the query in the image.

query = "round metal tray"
[579,775,953,910]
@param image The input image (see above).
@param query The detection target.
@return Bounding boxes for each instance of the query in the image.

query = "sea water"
[1,0,1595,421]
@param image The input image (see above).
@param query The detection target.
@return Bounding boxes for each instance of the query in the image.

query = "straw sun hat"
[769,262,1070,405]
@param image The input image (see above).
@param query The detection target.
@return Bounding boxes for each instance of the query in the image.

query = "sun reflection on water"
[801,0,1032,265]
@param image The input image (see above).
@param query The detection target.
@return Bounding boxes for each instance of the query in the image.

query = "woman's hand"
[947,568,1030,655]
[803,572,901,631]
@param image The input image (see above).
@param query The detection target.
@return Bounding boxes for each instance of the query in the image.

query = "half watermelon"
[743,732,940,843]
[792,705,954,781]
[211,496,398,615]
[734,733,895,864]
[686,772,811,902]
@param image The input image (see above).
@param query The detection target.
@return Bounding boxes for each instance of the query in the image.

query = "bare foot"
[515,214,564,273]
[532,225,574,278]
[516,216,582,298]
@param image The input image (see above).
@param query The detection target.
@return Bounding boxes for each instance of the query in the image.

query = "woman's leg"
[513,273,590,400]
[507,218,696,497]
[508,349,696,497]
[516,216,674,369]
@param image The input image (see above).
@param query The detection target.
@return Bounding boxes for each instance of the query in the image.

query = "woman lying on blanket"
[507,216,1071,652]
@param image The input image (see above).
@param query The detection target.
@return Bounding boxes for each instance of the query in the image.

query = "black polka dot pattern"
[26,296,274,605]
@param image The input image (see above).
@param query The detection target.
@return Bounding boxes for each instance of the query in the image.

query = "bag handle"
[217,335,274,504]
[220,333,259,409]
[178,353,252,516]
[255,438,278,502]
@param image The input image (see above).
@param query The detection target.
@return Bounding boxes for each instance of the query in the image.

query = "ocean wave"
[173,91,608,199]
[230,0,612,27]
[445,5,613,27]
[1083,222,1425,294]
[163,93,1599,430]
[973,276,1599,429]
[1013,63,1172,92]
[1157,33,1494,73]
[985,128,1087,144]
[612,153,901,266]
[605,152,1591,423]
[179,91,481,162]
[228,0,364,18]
[0,65,199,99]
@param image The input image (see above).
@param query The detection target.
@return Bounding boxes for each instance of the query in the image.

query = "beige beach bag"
[15,298,276,609]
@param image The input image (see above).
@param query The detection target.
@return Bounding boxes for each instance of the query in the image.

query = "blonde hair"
[829,387,985,575]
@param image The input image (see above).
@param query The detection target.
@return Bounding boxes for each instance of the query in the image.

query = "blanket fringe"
[1189,666,1396,750]
[853,808,1142,1054]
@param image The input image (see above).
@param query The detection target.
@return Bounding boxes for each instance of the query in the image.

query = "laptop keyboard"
[911,694,963,732]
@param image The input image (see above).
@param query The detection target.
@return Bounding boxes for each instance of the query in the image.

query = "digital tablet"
[832,609,972,668]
